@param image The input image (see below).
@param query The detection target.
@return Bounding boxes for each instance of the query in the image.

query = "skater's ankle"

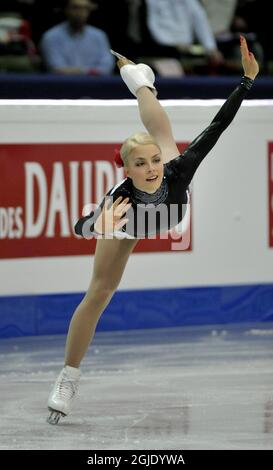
[64,364,79,370]
[63,365,81,378]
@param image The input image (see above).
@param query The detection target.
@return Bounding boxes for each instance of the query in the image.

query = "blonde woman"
[47,36,259,424]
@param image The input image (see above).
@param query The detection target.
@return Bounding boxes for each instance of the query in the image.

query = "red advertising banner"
[0,143,191,259]
[269,142,273,247]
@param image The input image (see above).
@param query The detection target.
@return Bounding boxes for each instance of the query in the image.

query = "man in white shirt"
[145,0,223,66]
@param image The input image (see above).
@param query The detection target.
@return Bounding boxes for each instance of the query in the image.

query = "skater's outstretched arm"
[117,58,180,163]
[167,35,259,186]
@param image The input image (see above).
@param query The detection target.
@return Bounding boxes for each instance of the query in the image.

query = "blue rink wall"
[0,284,273,338]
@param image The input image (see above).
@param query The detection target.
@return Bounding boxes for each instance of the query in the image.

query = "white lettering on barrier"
[0,159,190,248]
[70,161,80,231]
[271,151,273,239]
[23,160,115,238]
[83,161,92,213]
[46,163,70,237]
[0,207,23,239]
[95,161,114,204]
[25,162,47,238]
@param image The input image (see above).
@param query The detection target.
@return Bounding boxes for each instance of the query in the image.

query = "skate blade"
[47,408,65,425]
[110,49,127,60]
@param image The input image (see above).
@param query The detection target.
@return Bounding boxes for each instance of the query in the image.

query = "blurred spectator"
[88,0,129,53]
[0,8,40,72]
[200,0,237,36]
[144,0,224,69]
[0,1,65,45]
[234,0,269,69]
[40,0,114,75]
[126,0,146,56]
[201,0,264,73]
[125,0,224,75]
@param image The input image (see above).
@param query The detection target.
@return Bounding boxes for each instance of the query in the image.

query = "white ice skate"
[47,365,81,424]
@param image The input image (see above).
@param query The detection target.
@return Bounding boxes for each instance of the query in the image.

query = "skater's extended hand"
[240,35,259,80]
[94,196,131,235]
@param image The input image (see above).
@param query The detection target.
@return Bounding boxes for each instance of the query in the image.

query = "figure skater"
[47,35,259,424]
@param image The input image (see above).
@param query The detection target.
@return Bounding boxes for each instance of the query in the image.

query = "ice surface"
[0,323,273,450]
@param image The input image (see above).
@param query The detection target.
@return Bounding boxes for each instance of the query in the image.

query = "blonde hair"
[120,132,160,166]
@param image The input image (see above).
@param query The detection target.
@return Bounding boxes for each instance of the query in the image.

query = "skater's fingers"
[116,199,131,210]
[104,197,114,210]
[115,218,129,230]
[111,196,124,209]
[119,203,132,215]
[240,35,249,57]
[240,35,259,79]
[114,202,132,217]
[114,197,130,209]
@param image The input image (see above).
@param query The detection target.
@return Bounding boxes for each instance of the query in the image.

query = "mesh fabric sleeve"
[167,76,254,187]
[74,187,115,238]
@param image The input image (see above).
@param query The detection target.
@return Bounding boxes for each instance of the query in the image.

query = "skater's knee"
[90,273,121,294]
[87,277,119,300]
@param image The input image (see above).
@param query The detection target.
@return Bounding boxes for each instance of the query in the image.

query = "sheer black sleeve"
[166,76,254,187]
[74,183,116,238]
[74,200,106,238]
[74,188,126,238]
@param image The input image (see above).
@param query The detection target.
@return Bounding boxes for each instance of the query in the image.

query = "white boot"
[47,365,80,424]
[120,63,157,97]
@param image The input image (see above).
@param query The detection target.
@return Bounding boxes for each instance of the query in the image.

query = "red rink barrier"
[0,143,191,259]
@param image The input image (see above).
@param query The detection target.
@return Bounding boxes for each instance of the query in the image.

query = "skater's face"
[125,144,164,193]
